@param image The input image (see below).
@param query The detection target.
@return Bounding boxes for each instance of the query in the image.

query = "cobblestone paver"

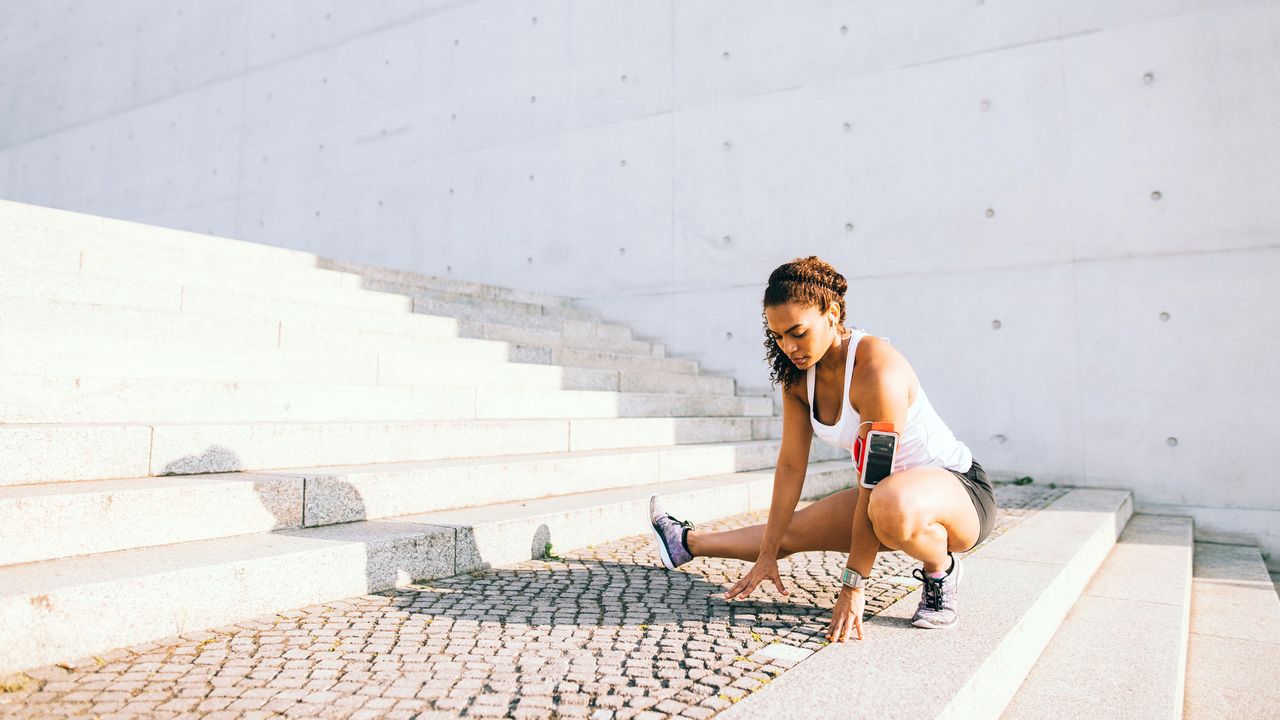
[0,484,1066,719]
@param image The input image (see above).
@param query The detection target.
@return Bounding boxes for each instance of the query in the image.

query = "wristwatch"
[838,568,865,590]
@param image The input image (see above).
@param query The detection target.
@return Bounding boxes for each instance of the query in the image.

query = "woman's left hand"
[826,586,865,642]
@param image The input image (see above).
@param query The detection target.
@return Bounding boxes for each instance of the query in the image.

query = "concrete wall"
[3,1,1277,564]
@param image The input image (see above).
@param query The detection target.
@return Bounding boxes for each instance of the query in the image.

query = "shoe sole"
[911,556,963,629]
[648,494,676,571]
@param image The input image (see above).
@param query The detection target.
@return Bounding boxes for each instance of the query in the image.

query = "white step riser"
[302,440,847,528]
[316,257,577,310]
[0,332,722,395]
[410,296,614,335]
[0,300,460,350]
[0,459,848,677]
[465,321,659,357]
[0,527,454,677]
[0,417,764,487]
[0,201,320,272]
[348,277,595,320]
[0,377,769,424]
[0,330,721,392]
[0,267,412,316]
[0,264,612,331]
[2,294,650,360]
[433,466,853,576]
[543,347,699,375]
[1000,515,1194,720]
[0,474,303,567]
[0,442,848,567]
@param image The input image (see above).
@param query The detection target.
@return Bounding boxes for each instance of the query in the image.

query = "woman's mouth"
[792,356,808,365]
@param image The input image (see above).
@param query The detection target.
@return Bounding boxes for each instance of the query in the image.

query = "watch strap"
[839,568,865,589]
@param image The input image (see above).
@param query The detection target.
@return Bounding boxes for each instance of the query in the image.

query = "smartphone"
[859,427,899,489]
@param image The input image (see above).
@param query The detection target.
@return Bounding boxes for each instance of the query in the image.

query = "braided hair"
[761,256,850,391]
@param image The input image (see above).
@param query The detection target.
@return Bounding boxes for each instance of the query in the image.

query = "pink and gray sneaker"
[911,552,963,629]
[648,494,694,570]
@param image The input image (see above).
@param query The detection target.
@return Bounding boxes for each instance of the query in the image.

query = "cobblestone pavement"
[1,483,1066,719]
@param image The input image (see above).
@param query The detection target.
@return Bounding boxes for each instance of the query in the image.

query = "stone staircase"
[0,199,850,677]
[1,199,1276,717]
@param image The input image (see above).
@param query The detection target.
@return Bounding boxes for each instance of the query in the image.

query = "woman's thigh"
[778,486,893,556]
[866,466,981,553]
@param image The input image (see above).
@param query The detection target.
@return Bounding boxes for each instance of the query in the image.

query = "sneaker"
[910,552,962,629]
[648,494,694,570]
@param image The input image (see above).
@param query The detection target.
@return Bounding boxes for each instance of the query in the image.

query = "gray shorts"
[949,458,998,552]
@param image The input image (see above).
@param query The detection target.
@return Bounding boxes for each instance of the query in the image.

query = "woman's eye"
[795,332,807,338]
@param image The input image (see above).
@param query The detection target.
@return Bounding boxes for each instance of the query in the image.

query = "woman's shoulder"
[852,334,918,402]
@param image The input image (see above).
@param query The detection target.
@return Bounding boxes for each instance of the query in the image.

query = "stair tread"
[1182,542,1280,714]
[1000,514,1194,719]
[715,488,1134,720]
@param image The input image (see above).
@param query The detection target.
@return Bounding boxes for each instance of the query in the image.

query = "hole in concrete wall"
[1151,191,1162,201]
[725,332,734,340]
[1167,437,1178,447]
[722,236,733,247]
[840,25,848,34]
[993,434,1006,444]
[722,51,730,59]
[991,320,1002,329]
[1143,72,1155,84]
[980,99,991,112]
[722,141,732,151]
[619,248,626,255]
[844,223,854,232]
[843,122,853,132]
[621,74,628,82]
[1159,312,1170,321]
[985,208,995,219]
[530,95,537,103]
[527,257,534,264]
[620,160,627,167]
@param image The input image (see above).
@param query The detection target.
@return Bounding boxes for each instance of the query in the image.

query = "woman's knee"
[867,485,925,544]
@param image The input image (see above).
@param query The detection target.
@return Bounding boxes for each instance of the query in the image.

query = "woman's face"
[764,302,838,370]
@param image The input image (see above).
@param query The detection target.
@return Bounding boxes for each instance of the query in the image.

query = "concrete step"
[0,416,779,487]
[316,257,579,312]
[2,297,701,376]
[0,295,663,360]
[0,330,723,396]
[0,199,319,273]
[1001,514,1194,719]
[0,459,853,676]
[1182,542,1280,716]
[717,488,1135,720]
[461,319,661,357]
[409,294,610,332]
[0,440,848,566]
[0,260,627,342]
[0,265,411,316]
[531,346,700,376]
[0,374,771,424]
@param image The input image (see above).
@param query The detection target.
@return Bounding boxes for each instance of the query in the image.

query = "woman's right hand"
[724,554,790,600]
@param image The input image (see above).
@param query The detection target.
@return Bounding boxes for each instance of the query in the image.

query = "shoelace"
[912,568,945,611]
[666,514,693,531]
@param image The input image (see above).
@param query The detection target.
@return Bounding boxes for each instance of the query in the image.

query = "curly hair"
[761,256,850,391]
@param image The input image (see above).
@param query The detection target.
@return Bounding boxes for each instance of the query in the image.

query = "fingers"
[854,613,864,641]
[725,577,758,601]
[771,575,789,596]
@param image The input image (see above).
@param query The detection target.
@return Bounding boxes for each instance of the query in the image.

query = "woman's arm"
[724,382,813,600]
[757,381,814,558]
[827,358,912,641]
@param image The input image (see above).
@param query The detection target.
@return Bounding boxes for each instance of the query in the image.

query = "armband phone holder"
[859,422,899,490]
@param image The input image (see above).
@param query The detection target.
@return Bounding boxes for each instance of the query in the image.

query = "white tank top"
[806,329,973,475]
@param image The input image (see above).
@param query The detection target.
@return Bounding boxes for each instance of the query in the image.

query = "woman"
[648,256,997,642]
